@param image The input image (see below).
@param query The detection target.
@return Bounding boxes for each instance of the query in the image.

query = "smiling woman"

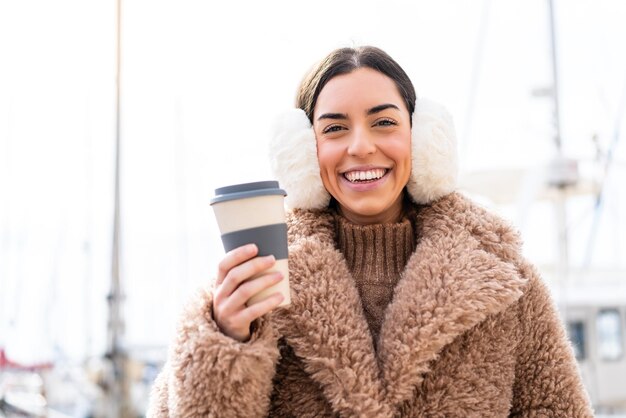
[147,46,594,417]
[313,68,413,225]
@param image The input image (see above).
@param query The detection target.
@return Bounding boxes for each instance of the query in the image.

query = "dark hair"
[296,46,416,124]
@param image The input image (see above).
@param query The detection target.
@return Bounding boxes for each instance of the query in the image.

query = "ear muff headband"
[269,98,458,210]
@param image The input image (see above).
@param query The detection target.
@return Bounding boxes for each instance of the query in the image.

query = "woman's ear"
[406,98,458,204]
[268,108,331,210]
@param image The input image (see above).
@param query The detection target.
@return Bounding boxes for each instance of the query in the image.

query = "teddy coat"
[147,192,593,417]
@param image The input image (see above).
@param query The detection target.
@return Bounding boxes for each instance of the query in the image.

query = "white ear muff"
[406,98,458,204]
[268,108,330,210]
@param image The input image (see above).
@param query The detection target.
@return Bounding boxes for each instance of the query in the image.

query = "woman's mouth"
[343,168,389,183]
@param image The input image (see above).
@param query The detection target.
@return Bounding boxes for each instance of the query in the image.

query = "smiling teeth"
[344,168,387,182]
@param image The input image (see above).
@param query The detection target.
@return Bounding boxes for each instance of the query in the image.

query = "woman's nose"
[347,128,376,157]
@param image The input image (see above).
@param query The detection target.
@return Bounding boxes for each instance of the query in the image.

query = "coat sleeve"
[146,288,280,418]
[509,263,594,417]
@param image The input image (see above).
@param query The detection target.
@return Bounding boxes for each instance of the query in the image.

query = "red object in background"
[0,348,53,371]
[0,347,13,368]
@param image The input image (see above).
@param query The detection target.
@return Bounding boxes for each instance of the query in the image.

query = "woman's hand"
[212,243,285,342]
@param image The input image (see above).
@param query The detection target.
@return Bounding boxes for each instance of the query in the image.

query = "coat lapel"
[378,193,528,408]
[273,193,528,415]
[272,209,393,417]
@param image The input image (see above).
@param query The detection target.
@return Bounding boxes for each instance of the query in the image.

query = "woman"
[148,46,593,417]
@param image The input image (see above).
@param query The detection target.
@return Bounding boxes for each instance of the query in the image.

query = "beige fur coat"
[147,192,593,417]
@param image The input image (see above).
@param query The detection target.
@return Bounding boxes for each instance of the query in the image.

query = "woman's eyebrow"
[317,112,348,121]
[367,103,400,115]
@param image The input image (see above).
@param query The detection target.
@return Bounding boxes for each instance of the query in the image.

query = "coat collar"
[272,192,528,416]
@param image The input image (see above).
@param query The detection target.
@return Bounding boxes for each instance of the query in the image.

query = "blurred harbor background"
[1,0,625,416]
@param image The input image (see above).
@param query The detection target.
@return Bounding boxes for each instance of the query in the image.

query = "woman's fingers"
[217,291,282,343]
[235,292,284,326]
[212,245,283,342]
[217,254,276,300]
[219,272,283,317]
[216,244,258,285]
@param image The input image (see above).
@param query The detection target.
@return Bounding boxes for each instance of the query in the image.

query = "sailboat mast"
[547,0,570,320]
[105,0,132,415]
[548,0,562,153]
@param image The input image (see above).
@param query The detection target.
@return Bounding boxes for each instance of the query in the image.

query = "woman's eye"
[375,118,397,127]
[322,125,344,134]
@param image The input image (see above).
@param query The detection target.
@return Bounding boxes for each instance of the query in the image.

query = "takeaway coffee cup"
[210,181,290,307]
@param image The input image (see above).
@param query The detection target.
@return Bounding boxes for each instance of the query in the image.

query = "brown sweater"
[334,210,416,344]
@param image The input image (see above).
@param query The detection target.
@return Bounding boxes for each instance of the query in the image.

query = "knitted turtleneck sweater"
[333,207,417,344]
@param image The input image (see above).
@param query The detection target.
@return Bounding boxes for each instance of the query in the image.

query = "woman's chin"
[336,198,403,225]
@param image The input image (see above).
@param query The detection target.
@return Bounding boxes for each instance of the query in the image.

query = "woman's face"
[313,67,412,225]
